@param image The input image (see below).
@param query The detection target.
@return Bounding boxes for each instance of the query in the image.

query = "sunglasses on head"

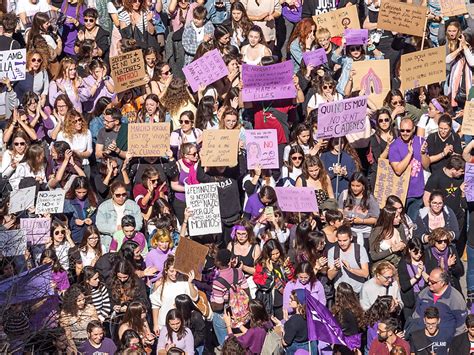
[31,57,42,63]
[14,141,26,146]
[179,119,191,124]
[378,118,390,123]
[114,193,127,198]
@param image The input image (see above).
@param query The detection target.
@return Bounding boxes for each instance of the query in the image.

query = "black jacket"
[448,332,471,355]
[424,245,464,294]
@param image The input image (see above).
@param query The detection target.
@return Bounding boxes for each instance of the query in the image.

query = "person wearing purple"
[79,320,117,355]
[79,58,115,113]
[388,117,430,221]
[243,185,277,220]
[60,0,86,57]
[144,228,174,282]
[157,309,195,354]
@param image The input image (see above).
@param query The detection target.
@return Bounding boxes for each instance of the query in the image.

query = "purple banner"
[465,163,474,202]
[344,29,369,46]
[183,49,229,92]
[275,187,319,212]
[242,61,296,102]
[317,96,368,139]
[245,129,279,169]
[303,48,328,67]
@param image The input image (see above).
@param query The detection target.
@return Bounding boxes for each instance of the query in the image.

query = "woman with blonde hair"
[145,228,174,282]
[9,142,47,190]
[160,77,196,130]
[49,57,83,112]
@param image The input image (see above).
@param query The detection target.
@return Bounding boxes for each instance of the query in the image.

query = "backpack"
[216,268,250,328]
[333,242,367,283]
[261,327,284,355]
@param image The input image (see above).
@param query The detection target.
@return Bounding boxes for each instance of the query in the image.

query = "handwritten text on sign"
[0,230,26,257]
[275,187,319,212]
[312,6,360,38]
[373,159,411,208]
[303,48,328,67]
[0,49,26,82]
[440,0,467,17]
[401,46,446,91]
[242,61,296,102]
[200,130,240,167]
[317,96,367,139]
[465,163,474,202]
[110,49,147,93]
[245,129,279,169]
[9,186,36,214]
[185,183,222,236]
[462,102,474,136]
[377,0,425,37]
[35,190,65,215]
[183,49,229,92]
[128,122,170,157]
[20,218,51,244]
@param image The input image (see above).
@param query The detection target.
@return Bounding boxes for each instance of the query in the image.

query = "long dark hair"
[373,206,398,247]
[256,239,286,266]
[343,172,371,212]
[40,248,65,273]
[296,230,325,266]
[175,294,200,328]
[121,301,147,335]
[230,1,253,37]
[332,282,365,329]
[364,295,394,327]
[294,261,317,289]
[81,265,102,293]
[385,195,410,229]
[108,259,139,305]
[249,299,269,328]
[195,96,216,130]
[65,176,97,207]
[285,145,305,173]
[62,284,86,317]
[79,225,102,257]
[165,309,187,342]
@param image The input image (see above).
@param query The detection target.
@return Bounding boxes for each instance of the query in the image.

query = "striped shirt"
[90,284,112,322]
[210,268,248,306]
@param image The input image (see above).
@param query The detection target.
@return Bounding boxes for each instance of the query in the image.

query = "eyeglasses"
[57,104,68,109]
[435,239,449,245]
[84,18,96,23]
[378,118,390,123]
[114,193,128,198]
[428,279,441,285]
[391,100,404,106]
[322,84,333,90]
[379,274,393,281]
[179,119,191,124]
[31,57,42,63]
[399,129,412,133]
[291,156,303,161]
[13,142,26,146]
[349,46,362,51]
[54,230,66,235]
[430,201,443,205]
[162,70,172,75]
[186,152,198,157]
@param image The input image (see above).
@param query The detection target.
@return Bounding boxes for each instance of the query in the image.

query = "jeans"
[467,244,474,292]
[195,345,204,355]
[212,312,227,347]
[406,196,423,222]
[285,340,318,355]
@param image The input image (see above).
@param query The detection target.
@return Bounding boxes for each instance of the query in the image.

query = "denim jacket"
[95,199,143,238]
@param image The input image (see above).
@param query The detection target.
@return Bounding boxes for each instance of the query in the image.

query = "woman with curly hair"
[295,154,334,206]
[60,284,99,352]
[49,58,83,112]
[14,49,49,105]
[288,18,316,73]
[160,77,196,130]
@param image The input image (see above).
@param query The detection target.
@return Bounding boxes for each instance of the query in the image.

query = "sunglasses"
[391,100,404,106]
[84,18,95,23]
[162,70,172,75]
[74,118,83,124]
[31,57,43,63]
[54,230,66,235]
[349,46,362,51]
[186,152,198,157]
[322,84,333,90]
[291,156,303,161]
[399,129,412,133]
[179,119,191,124]
[378,118,390,123]
[114,193,128,198]
[13,142,26,146]
[435,239,449,245]
[150,179,159,183]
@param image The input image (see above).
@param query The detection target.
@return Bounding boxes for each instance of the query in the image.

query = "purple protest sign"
[344,29,369,46]
[275,187,318,212]
[183,49,229,92]
[303,48,328,67]
[317,96,368,139]
[242,61,296,102]
[20,218,51,244]
[245,129,279,169]
[465,163,474,202]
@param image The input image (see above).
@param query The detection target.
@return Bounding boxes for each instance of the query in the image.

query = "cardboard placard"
[242,61,296,102]
[9,186,36,214]
[400,46,446,91]
[110,49,147,93]
[275,187,319,212]
[20,218,51,244]
[373,159,411,208]
[128,122,170,157]
[245,129,279,169]
[303,48,328,67]
[0,49,26,82]
[35,190,65,215]
[0,230,26,257]
[183,49,229,92]
[312,6,360,38]
[352,59,391,108]
[440,0,467,17]
[317,96,368,139]
[185,183,222,237]
[377,0,426,37]
[200,130,240,167]
[462,101,474,136]
[174,237,209,281]
[465,163,474,202]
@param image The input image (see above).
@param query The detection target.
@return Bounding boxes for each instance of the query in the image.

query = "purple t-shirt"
[388,136,426,198]
[79,337,117,355]
[244,193,264,219]
[60,4,85,55]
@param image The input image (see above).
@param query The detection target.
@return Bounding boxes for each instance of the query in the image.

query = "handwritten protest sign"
[183,49,229,92]
[462,102,474,135]
[352,59,390,108]
[35,190,65,215]
[20,218,51,244]
[0,49,26,82]
[440,0,467,17]
[344,29,368,46]
[185,183,222,236]
[128,122,170,157]
[245,129,279,169]
[313,6,360,38]
[174,237,209,280]
[0,230,26,256]
[374,159,411,208]
[317,96,367,139]
[400,46,446,91]
[200,130,240,167]
[377,0,426,37]
[303,48,328,67]
[242,61,296,102]
[9,186,36,214]
[110,49,147,93]
[465,163,474,202]
[275,187,319,212]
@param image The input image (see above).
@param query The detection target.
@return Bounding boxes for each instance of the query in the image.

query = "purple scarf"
[406,262,425,293]
[431,247,450,270]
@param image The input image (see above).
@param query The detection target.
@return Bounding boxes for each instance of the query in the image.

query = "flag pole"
[421,10,429,50]
[335,137,342,197]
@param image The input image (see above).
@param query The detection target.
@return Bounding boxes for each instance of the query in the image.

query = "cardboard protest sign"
[245,129,279,169]
[9,186,36,214]
[400,46,446,91]
[0,49,26,82]
[377,0,426,37]
[275,187,319,212]
[440,0,467,17]
[174,237,209,281]
[374,159,411,208]
[303,48,328,67]
[20,218,51,244]
[352,59,390,108]
[317,96,367,139]
[183,49,229,92]
[35,190,65,215]
[344,29,368,46]
[313,6,360,38]
[110,49,147,93]
[200,130,240,167]
[185,183,222,236]
[242,61,296,102]
[465,163,474,202]
[128,122,170,157]
[462,102,474,136]
[0,230,26,256]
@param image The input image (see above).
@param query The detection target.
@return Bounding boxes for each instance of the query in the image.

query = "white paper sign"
[0,230,27,256]
[185,183,222,237]
[35,190,65,214]
[20,218,51,244]
[9,186,36,214]
[0,49,26,82]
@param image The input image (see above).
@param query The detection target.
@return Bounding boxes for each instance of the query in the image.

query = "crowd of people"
[0,0,474,354]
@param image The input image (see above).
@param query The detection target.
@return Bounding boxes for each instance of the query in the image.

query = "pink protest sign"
[465,163,474,202]
[303,48,328,67]
[275,187,319,212]
[344,29,369,46]
[20,218,51,244]
[317,96,368,139]
[183,49,229,92]
[245,129,279,169]
[242,61,296,102]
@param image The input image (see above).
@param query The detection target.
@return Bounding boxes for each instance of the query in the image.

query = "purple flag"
[305,290,361,350]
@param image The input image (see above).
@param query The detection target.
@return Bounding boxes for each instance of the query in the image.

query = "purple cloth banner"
[242,61,296,102]
[303,48,328,67]
[305,290,361,350]
[465,163,474,202]
[344,29,369,46]
[183,49,229,92]
[317,96,367,139]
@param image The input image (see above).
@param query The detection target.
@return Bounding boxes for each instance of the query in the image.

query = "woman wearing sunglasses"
[45,220,76,271]
[382,89,424,129]
[306,74,343,115]
[282,123,317,164]
[169,111,202,159]
[76,8,110,59]
[1,131,29,179]
[279,145,304,187]
[13,50,49,107]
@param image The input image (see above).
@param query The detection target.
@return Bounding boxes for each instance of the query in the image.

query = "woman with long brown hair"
[78,225,105,268]
[49,57,83,112]
[295,154,334,206]
[228,1,253,47]
[118,301,155,350]
[1,131,29,179]
[9,142,46,190]
[14,49,49,106]
[160,77,196,129]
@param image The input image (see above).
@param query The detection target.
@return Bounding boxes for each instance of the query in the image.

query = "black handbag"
[120,13,159,50]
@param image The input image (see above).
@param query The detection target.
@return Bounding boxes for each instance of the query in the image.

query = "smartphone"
[265,206,274,219]
[225,306,233,317]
